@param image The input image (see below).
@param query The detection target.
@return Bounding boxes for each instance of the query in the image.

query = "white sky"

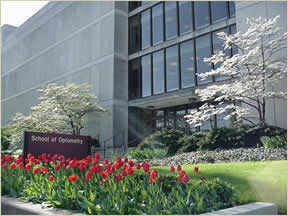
[1,1,49,27]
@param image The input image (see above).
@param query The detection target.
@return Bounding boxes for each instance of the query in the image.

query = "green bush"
[260,136,287,149]
[139,129,184,155]
[127,148,167,160]
[177,132,208,153]
[1,127,14,151]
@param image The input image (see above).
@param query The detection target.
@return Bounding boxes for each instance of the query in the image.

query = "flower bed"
[1,153,234,215]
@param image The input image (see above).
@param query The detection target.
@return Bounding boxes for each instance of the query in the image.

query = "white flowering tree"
[185,16,287,128]
[8,83,105,150]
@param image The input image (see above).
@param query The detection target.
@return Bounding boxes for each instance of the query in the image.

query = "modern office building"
[1,1,287,149]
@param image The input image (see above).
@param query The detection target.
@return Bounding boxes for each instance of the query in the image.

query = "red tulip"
[121,170,127,177]
[101,171,108,179]
[136,163,141,170]
[49,175,54,182]
[10,163,16,170]
[200,176,206,181]
[177,165,181,171]
[194,166,199,173]
[104,159,108,165]
[179,170,186,177]
[149,170,158,180]
[68,175,77,183]
[55,165,60,171]
[40,167,49,173]
[33,168,39,174]
[183,174,189,183]
[115,173,122,182]
[128,160,134,167]
[142,162,150,172]
[3,164,8,170]
[170,166,175,172]
[94,153,100,160]
[127,166,134,176]
[178,176,182,183]
[86,171,92,180]
[124,157,128,163]
[149,179,154,184]
[25,164,32,171]
[81,178,85,183]
[115,157,122,164]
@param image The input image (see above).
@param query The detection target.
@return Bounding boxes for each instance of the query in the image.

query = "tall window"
[129,1,141,12]
[141,55,151,97]
[141,10,151,49]
[128,59,141,99]
[165,1,178,40]
[196,34,212,85]
[129,15,140,54]
[211,1,228,24]
[194,1,209,29]
[153,50,164,94]
[166,45,179,91]
[152,3,164,45]
[180,40,195,88]
[179,1,193,35]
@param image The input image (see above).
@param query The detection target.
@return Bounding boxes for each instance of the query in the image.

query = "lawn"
[155,160,287,215]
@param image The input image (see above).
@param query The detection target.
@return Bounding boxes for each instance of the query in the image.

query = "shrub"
[177,132,208,153]
[127,148,167,160]
[1,127,14,151]
[260,136,287,149]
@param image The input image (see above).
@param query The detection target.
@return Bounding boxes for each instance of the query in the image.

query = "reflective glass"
[179,1,193,35]
[153,50,164,94]
[195,34,212,85]
[165,1,178,40]
[211,1,228,24]
[180,40,195,88]
[152,3,164,45]
[229,1,235,17]
[194,1,209,29]
[129,15,140,54]
[166,45,179,91]
[141,10,151,49]
[141,55,151,97]
[128,59,141,99]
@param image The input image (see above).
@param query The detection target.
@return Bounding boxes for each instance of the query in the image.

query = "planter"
[1,196,277,215]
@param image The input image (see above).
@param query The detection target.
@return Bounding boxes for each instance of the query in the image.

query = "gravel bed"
[135,147,287,166]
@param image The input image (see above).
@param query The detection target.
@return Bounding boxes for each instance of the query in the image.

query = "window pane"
[141,55,151,97]
[196,34,212,85]
[180,40,195,88]
[230,25,238,55]
[213,28,230,81]
[129,15,140,54]
[200,119,212,131]
[166,45,179,91]
[166,108,175,129]
[141,10,151,49]
[194,1,209,29]
[216,104,231,128]
[153,50,164,94]
[129,1,141,12]
[165,1,178,40]
[179,1,193,35]
[211,1,228,24]
[229,1,235,17]
[187,108,197,132]
[152,3,164,45]
[176,110,186,130]
[128,59,141,99]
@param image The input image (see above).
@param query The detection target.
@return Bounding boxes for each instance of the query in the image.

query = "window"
[166,45,179,91]
[141,10,151,49]
[213,27,230,81]
[195,34,212,85]
[129,1,141,12]
[165,1,178,40]
[216,104,232,128]
[200,119,213,131]
[230,25,238,55]
[211,1,228,24]
[129,59,141,99]
[141,55,151,97]
[152,3,164,45]
[229,1,235,17]
[176,110,186,130]
[166,108,175,129]
[129,15,140,54]
[187,108,198,132]
[153,50,164,94]
[194,1,209,29]
[180,40,195,88]
[179,1,193,35]
[154,110,165,130]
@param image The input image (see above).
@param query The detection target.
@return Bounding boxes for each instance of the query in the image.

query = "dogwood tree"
[8,83,105,150]
[185,16,287,128]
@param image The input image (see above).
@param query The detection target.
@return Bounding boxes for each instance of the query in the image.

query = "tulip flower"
[170,166,175,172]
[33,168,39,174]
[194,166,199,173]
[49,175,54,182]
[69,175,77,183]
[86,171,92,180]
[177,165,181,171]
[10,163,16,170]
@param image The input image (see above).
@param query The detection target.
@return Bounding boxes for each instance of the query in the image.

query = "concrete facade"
[1,1,287,149]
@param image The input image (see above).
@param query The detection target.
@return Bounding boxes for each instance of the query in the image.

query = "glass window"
[230,25,238,55]
[129,1,141,12]
[229,1,235,17]
[187,108,198,132]
[166,108,175,129]
[128,59,141,99]
[180,40,195,88]
[152,3,164,45]
[194,1,209,29]
[200,119,212,131]
[141,10,151,49]
[129,15,140,54]
[165,1,178,40]
[176,110,186,130]
[155,119,164,130]
[213,28,230,81]
[195,34,212,85]
[141,55,151,97]
[211,1,228,24]
[179,1,193,35]
[153,50,164,94]
[216,104,231,128]
[166,45,179,91]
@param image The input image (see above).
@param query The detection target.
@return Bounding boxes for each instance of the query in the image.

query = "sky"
[1,1,49,27]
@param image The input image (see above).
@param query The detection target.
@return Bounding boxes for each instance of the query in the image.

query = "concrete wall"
[1,1,129,147]
[235,1,287,128]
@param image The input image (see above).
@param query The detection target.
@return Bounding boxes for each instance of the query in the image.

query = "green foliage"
[1,127,14,151]
[177,133,207,153]
[260,136,287,149]
[126,148,167,160]
[139,129,184,155]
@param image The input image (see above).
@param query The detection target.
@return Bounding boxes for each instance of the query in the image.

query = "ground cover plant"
[1,153,234,215]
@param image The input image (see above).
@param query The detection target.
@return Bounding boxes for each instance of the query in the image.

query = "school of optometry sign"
[31,135,84,144]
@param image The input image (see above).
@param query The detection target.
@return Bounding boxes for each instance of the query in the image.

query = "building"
[1,1,287,150]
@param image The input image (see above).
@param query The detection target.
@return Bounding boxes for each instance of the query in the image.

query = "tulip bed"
[1,153,234,215]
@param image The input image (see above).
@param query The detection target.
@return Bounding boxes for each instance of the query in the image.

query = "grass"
[154,160,287,215]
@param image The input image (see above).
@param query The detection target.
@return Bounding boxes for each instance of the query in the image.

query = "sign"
[24,131,89,159]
